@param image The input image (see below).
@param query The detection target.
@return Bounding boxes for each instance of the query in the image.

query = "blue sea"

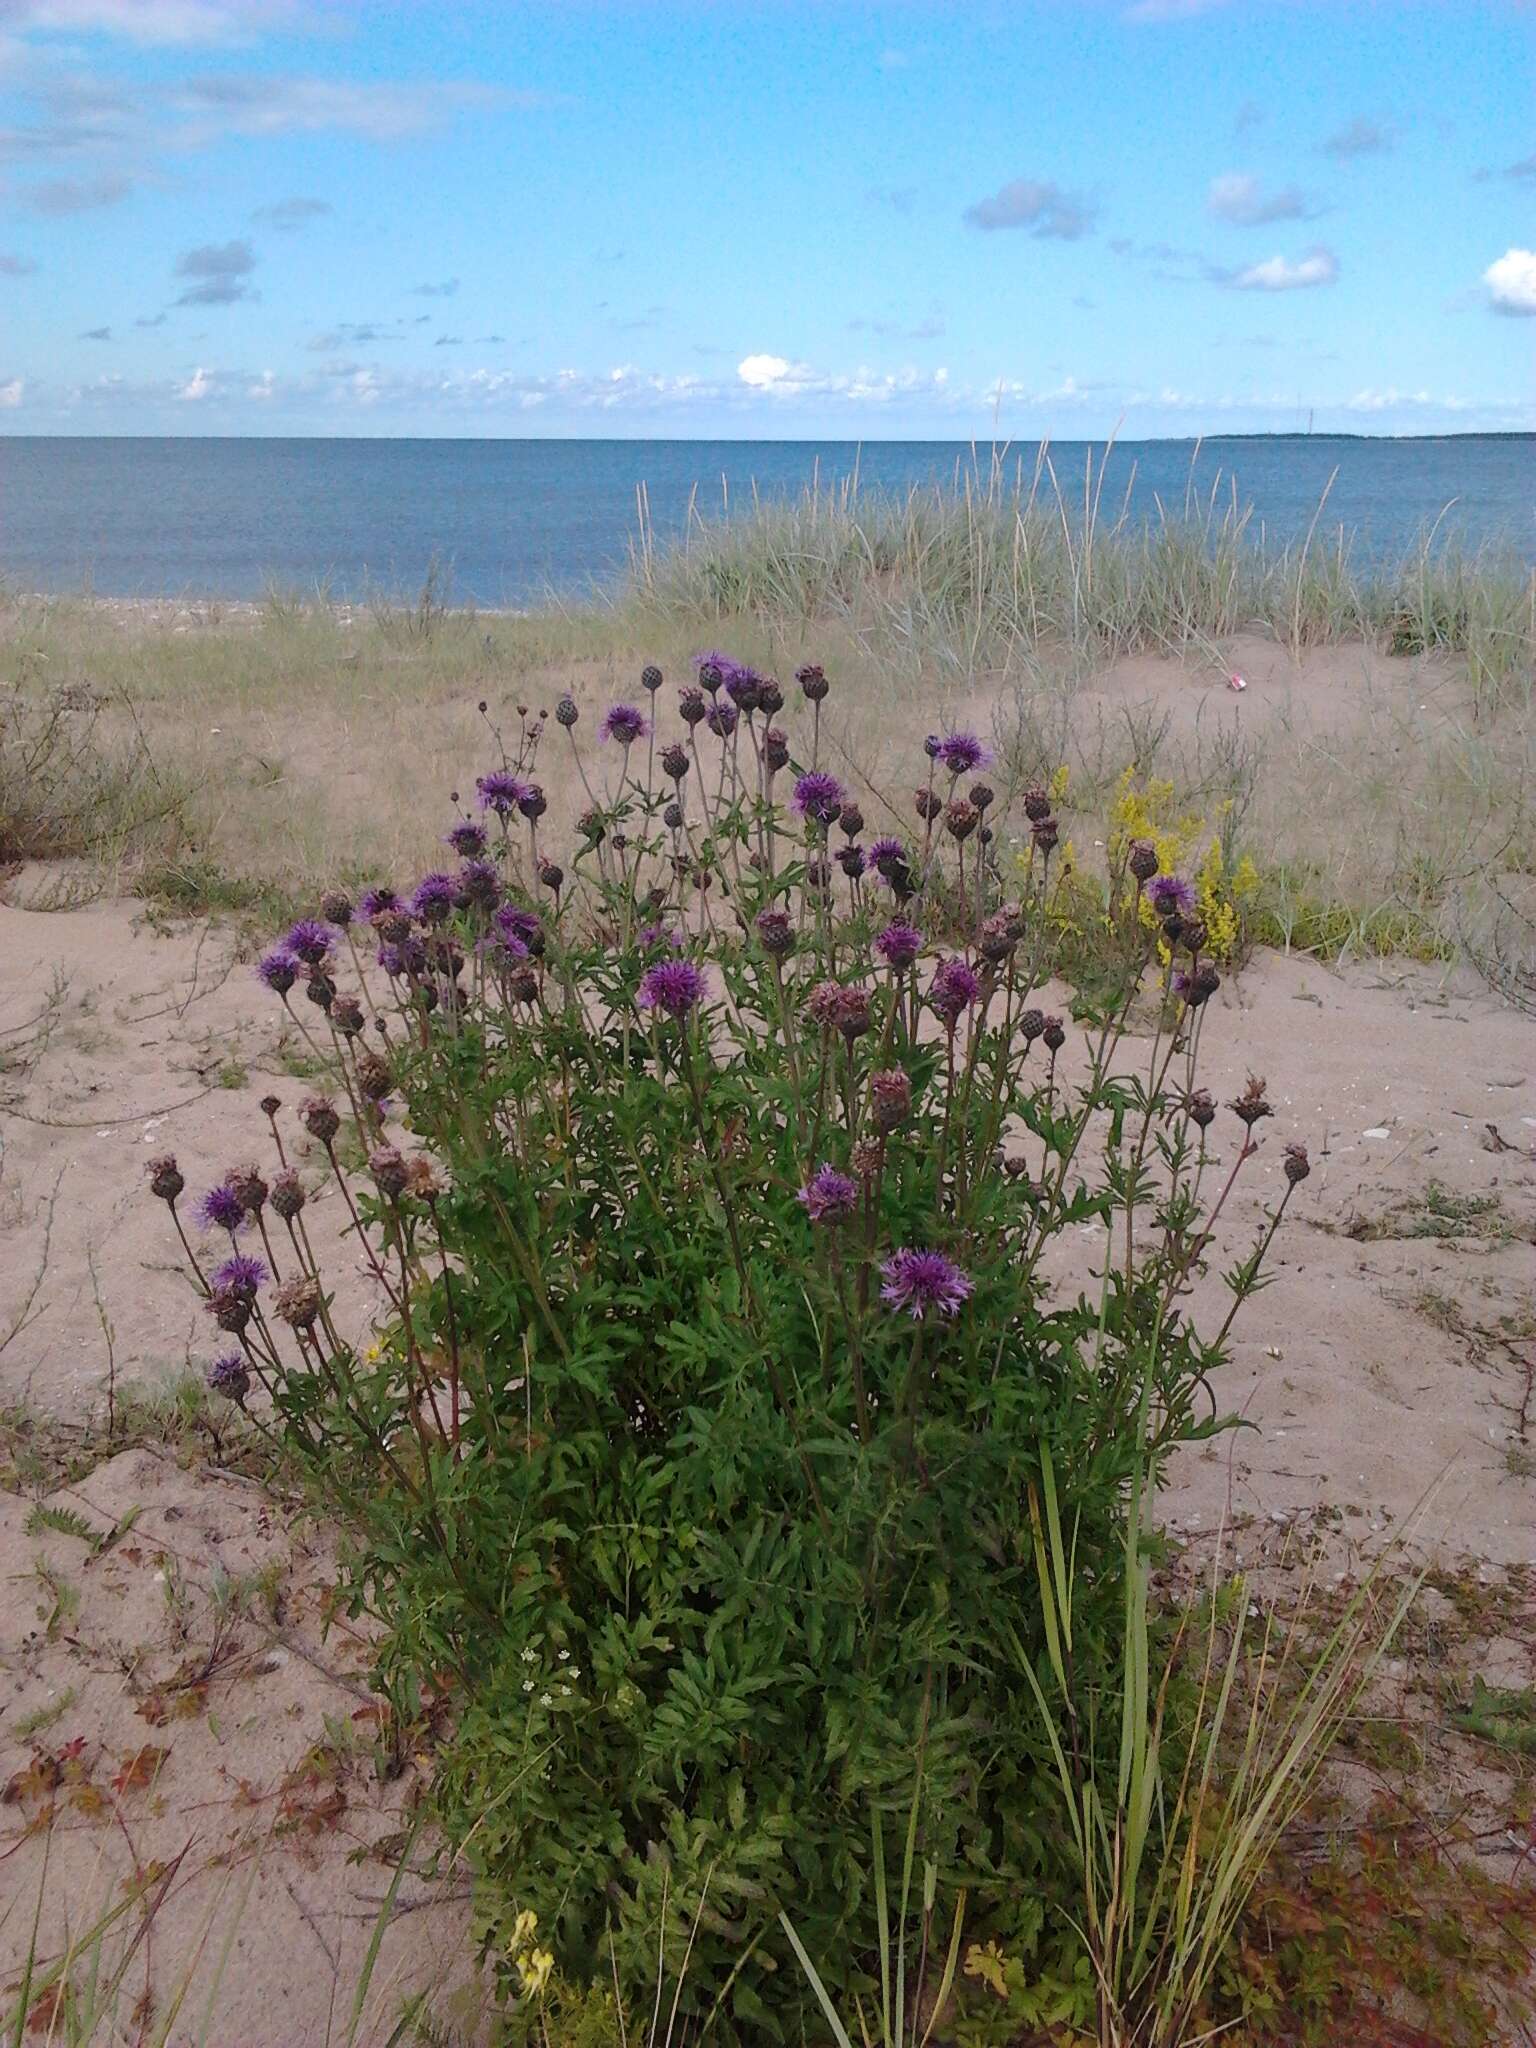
[2,435,1531,607]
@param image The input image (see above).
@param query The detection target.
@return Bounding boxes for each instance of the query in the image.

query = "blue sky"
[1,0,1532,437]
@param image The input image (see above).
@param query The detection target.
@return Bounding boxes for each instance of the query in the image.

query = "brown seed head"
[1283,1141,1311,1185]
[148,1154,185,1205]
[1128,840,1159,883]
[1022,785,1052,823]
[299,1096,341,1145]
[355,1051,393,1103]
[869,1067,912,1133]
[272,1274,323,1331]
[1230,1075,1272,1127]
[270,1168,306,1221]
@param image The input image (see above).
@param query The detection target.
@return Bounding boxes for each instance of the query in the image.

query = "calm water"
[2,435,1531,606]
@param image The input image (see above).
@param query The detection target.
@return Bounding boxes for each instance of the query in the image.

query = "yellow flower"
[509,1908,538,1950]
[517,1947,554,1996]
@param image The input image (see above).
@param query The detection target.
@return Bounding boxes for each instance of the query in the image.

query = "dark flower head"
[445,821,488,859]
[929,957,982,1027]
[914,787,942,822]
[369,1145,409,1199]
[792,770,845,826]
[270,1168,306,1221]
[600,702,648,746]
[641,663,663,694]
[945,798,979,842]
[496,904,544,955]
[756,908,795,958]
[516,782,546,822]
[197,1184,248,1235]
[969,782,994,813]
[869,836,907,878]
[229,1164,267,1215]
[372,909,413,947]
[304,971,336,1013]
[1019,1007,1045,1043]
[455,858,503,913]
[923,733,943,761]
[1128,840,1159,884]
[1175,964,1221,1008]
[259,1095,281,1119]
[835,843,866,879]
[332,995,365,1037]
[880,1247,973,1321]
[795,662,829,703]
[147,1154,184,1205]
[1284,1142,1311,1185]
[357,885,399,922]
[256,948,300,996]
[637,958,706,1018]
[836,986,871,1040]
[538,859,564,893]
[319,890,354,927]
[299,1096,341,1145]
[705,701,738,739]
[285,919,335,967]
[875,921,922,971]
[803,979,844,1030]
[839,802,865,838]
[210,1253,267,1302]
[758,678,785,715]
[1230,1075,1272,1127]
[764,726,790,772]
[663,800,685,830]
[660,741,690,782]
[1043,1016,1066,1053]
[978,905,1026,963]
[207,1288,251,1335]
[679,685,707,727]
[378,937,428,979]
[1022,785,1052,824]
[937,731,991,777]
[577,806,606,845]
[272,1274,324,1331]
[724,666,765,712]
[694,650,731,689]
[476,769,533,818]
[1031,814,1059,854]
[206,1352,250,1403]
[555,693,579,728]
[355,1050,393,1102]
[412,871,458,925]
[869,1067,912,1133]
[798,1164,860,1225]
[1148,874,1196,918]
[1185,1088,1216,1129]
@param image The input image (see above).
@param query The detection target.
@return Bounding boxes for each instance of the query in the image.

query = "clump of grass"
[1342,1180,1515,1246]
[0,680,190,877]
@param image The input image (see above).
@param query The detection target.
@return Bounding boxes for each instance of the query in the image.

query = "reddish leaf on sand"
[112,1745,170,1795]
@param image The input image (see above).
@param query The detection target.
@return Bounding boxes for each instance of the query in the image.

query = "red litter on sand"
[1227,671,1248,692]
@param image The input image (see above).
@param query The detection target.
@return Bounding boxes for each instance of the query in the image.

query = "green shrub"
[149,671,1308,2037]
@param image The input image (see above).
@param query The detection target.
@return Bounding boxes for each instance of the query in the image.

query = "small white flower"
[520,1647,537,1664]
[558,1649,570,1661]
[540,1692,553,1706]
[567,1669,580,1680]
[560,1685,572,1696]
[522,1679,534,1692]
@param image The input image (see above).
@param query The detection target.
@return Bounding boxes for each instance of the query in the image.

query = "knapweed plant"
[148,655,1309,2039]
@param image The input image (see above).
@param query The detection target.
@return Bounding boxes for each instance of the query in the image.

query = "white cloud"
[1225,245,1338,291]
[247,368,274,399]
[1207,172,1314,226]
[177,364,210,399]
[0,376,23,405]
[0,1,292,44]
[1322,115,1393,160]
[1484,247,1536,316]
[963,177,1096,239]
[737,353,792,389]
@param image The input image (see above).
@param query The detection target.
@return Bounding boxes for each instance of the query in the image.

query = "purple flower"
[936,732,992,776]
[285,919,335,967]
[880,1248,973,1321]
[476,769,534,817]
[694,649,737,686]
[412,872,458,924]
[599,702,649,746]
[495,904,544,954]
[378,937,428,979]
[197,1184,248,1235]
[869,836,908,877]
[724,665,766,710]
[210,1253,268,1301]
[255,948,300,995]
[929,957,982,1026]
[358,885,400,922]
[206,1352,250,1402]
[792,770,846,826]
[1149,875,1196,918]
[445,821,488,858]
[455,859,503,912]
[637,959,706,1018]
[705,701,739,739]
[797,1164,860,1224]
[636,922,681,953]
[875,921,922,971]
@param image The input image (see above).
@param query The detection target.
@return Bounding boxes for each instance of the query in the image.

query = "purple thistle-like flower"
[455,858,503,912]
[637,958,706,1018]
[1149,874,1196,918]
[476,769,534,818]
[412,872,458,924]
[378,938,428,979]
[210,1253,268,1301]
[705,701,739,739]
[358,885,400,922]
[929,956,982,1025]
[797,1164,860,1225]
[635,922,682,953]
[495,904,544,954]
[599,702,649,746]
[694,649,735,683]
[792,770,846,826]
[836,843,867,880]
[197,1184,248,1235]
[936,731,992,776]
[445,820,488,858]
[206,1352,250,1402]
[880,1247,973,1321]
[255,948,300,995]
[875,921,922,971]
[285,919,335,967]
[868,836,908,877]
